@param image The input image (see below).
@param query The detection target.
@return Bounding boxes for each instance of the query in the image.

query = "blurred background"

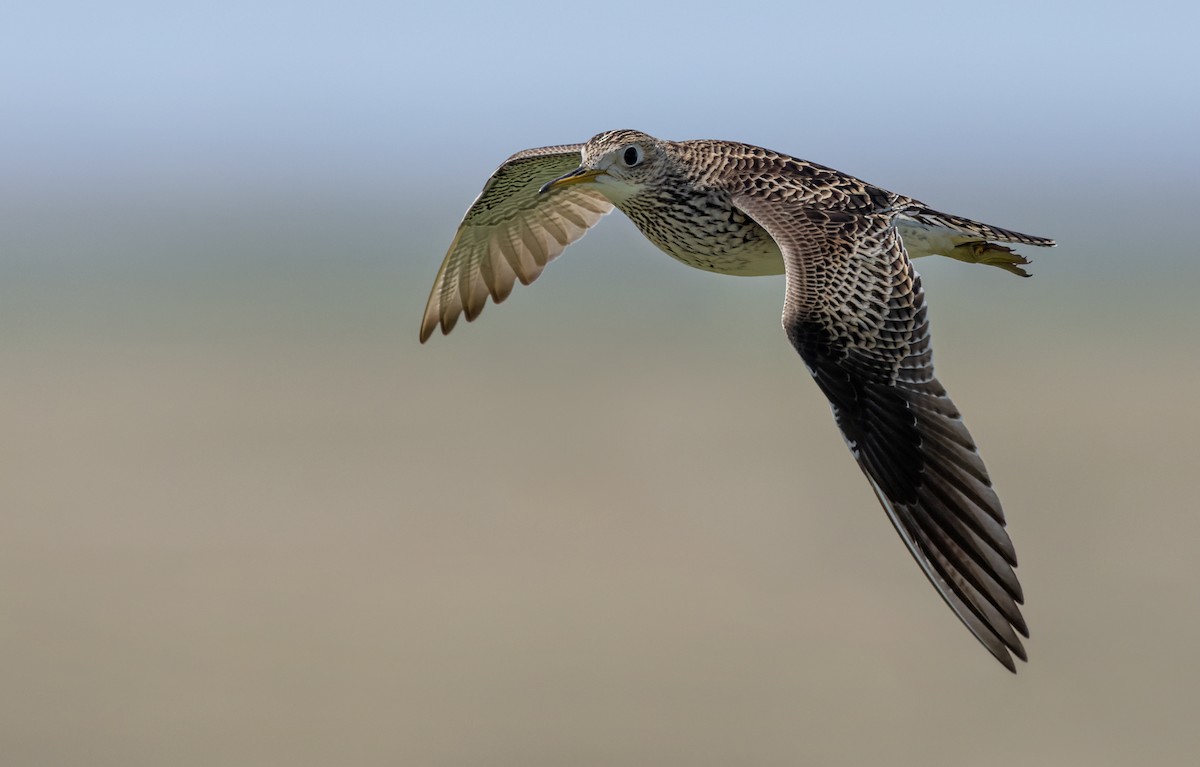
[3,1,1199,764]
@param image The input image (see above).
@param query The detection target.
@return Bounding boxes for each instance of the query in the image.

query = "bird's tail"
[905,206,1056,248]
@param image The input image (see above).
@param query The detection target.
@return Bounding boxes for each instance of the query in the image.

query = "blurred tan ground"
[2,205,1198,766]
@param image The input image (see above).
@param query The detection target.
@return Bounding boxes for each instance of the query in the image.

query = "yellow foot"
[953,241,1032,277]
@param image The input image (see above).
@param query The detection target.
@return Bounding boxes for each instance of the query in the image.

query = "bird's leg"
[951,241,1032,278]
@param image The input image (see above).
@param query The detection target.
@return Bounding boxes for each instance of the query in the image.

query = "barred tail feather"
[907,207,1056,248]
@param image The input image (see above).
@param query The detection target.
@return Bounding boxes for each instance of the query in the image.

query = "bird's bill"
[539,167,605,193]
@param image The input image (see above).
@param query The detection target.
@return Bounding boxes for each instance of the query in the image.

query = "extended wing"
[420,145,613,342]
[733,188,1028,671]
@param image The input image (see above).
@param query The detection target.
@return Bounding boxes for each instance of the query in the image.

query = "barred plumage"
[420,130,1055,671]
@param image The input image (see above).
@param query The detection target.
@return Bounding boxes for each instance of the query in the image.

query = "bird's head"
[539,129,668,203]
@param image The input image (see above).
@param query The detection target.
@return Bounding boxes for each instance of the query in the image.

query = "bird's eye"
[622,145,643,167]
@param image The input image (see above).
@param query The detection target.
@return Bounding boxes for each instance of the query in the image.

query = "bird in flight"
[419,130,1054,671]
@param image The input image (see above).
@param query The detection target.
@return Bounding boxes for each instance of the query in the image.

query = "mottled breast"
[616,184,784,276]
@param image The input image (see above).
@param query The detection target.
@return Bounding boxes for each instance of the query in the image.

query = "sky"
[3,1,1197,199]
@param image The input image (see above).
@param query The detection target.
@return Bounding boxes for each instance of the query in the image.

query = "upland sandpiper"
[420,130,1055,671]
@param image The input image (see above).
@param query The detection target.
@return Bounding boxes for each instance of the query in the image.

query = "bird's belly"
[662,236,785,276]
[624,202,786,276]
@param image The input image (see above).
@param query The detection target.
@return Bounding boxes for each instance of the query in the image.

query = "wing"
[420,145,614,342]
[733,190,1028,671]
